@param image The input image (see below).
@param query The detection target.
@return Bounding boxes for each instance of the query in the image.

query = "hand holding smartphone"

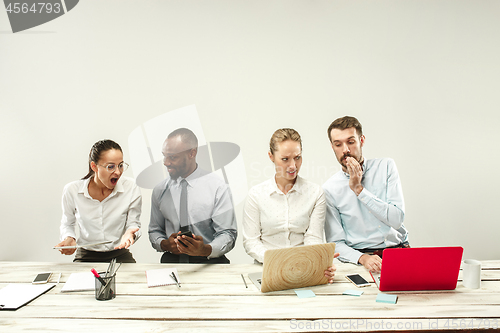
[177,230,193,247]
[178,231,193,238]
[32,272,52,284]
[345,274,370,288]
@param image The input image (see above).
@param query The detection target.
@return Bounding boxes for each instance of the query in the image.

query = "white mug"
[462,259,481,289]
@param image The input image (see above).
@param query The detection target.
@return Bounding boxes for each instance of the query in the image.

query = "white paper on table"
[146,268,180,288]
[0,284,55,310]
[60,272,95,292]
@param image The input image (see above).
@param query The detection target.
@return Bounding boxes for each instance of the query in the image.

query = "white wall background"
[1,0,499,264]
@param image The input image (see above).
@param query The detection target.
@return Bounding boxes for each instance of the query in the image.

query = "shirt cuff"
[61,233,76,242]
[154,237,166,252]
[128,228,142,242]
[207,239,225,259]
[336,242,364,265]
[357,188,371,203]
[351,251,363,265]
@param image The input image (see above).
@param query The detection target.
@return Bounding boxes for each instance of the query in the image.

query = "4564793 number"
[444,319,498,330]
[6,3,62,14]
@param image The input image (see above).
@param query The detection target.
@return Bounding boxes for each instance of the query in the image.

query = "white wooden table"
[0,261,499,332]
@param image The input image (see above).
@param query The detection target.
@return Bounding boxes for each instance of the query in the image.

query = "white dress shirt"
[243,175,326,263]
[323,158,408,264]
[148,166,237,259]
[60,176,142,251]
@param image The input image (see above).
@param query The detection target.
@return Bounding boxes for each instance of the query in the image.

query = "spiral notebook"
[146,268,180,287]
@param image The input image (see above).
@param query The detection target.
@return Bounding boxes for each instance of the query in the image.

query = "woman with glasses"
[55,139,142,263]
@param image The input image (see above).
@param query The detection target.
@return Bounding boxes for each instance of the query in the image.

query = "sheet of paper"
[376,293,398,304]
[343,289,364,296]
[294,289,316,298]
[146,268,179,288]
[0,284,54,310]
[60,272,95,292]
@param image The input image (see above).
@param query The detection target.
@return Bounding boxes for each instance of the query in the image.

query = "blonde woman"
[243,128,338,282]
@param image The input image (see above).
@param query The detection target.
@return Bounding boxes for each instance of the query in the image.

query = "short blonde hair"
[269,128,302,155]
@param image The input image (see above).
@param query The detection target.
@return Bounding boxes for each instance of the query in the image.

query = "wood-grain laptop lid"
[259,243,336,293]
[375,246,463,291]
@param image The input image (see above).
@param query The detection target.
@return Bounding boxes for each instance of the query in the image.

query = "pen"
[111,258,116,274]
[57,273,62,285]
[170,272,180,288]
[113,263,122,276]
[91,268,107,286]
[241,274,248,288]
[106,258,116,278]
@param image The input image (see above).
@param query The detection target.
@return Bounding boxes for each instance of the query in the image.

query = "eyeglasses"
[97,162,129,173]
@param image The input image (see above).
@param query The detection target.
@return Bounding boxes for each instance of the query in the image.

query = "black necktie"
[179,179,189,263]
[180,179,189,232]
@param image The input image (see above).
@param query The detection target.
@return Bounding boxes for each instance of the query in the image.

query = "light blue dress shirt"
[148,166,237,259]
[323,158,408,264]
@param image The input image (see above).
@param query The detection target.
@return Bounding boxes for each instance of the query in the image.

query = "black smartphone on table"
[32,272,52,284]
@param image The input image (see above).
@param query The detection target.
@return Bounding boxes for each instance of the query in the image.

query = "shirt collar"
[267,175,304,195]
[170,164,202,188]
[114,178,125,193]
[78,178,90,195]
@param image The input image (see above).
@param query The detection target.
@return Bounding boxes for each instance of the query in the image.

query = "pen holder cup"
[95,272,116,301]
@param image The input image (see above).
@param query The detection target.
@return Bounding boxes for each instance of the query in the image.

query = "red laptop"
[370,247,464,291]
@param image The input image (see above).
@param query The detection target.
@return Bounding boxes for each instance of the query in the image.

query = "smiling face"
[269,139,302,184]
[329,127,365,171]
[162,135,197,179]
[90,149,124,190]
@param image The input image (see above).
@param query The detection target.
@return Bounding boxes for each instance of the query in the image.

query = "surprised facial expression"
[329,127,365,171]
[93,149,124,189]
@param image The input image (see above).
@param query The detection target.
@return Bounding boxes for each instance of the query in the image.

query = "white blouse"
[60,177,142,252]
[242,176,325,263]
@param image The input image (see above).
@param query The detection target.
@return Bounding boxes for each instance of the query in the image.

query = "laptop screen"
[377,247,463,291]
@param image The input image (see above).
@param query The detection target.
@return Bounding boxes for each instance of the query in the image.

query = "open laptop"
[248,243,336,293]
[370,246,463,291]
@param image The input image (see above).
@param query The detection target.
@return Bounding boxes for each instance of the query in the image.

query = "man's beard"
[339,153,363,169]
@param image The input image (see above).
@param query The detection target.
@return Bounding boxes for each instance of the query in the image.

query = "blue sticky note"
[376,293,398,304]
[343,289,364,297]
[294,289,316,298]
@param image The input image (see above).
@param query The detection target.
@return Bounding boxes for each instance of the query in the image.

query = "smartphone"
[345,274,370,288]
[32,272,52,284]
[177,230,193,247]
[178,230,193,238]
